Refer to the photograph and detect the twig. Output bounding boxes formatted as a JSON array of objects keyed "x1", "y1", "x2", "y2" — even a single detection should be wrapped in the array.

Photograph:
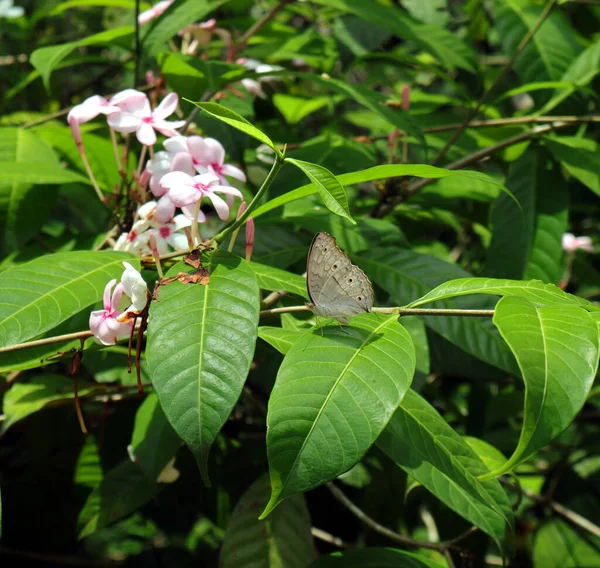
[
  {"x1": 311, "y1": 527, "x2": 351, "y2": 549},
  {"x1": 236, "y1": 0, "x2": 293, "y2": 52},
  {"x1": 375, "y1": 121, "x2": 572, "y2": 217},
  {"x1": 259, "y1": 305, "x2": 495, "y2": 318},
  {"x1": 502, "y1": 479, "x2": 600, "y2": 539},
  {"x1": 261, "y1": 290, "x2": 288, "y2": 309},
  {"x1": 327, "y1": 482, "x2": 475, "y2": 552},
  {"x1": 0, "y1": 330, "x2": 93, "y2": 354},
  {"x1": 430, "y1": 0, "x2": 560, "y2": 166}
]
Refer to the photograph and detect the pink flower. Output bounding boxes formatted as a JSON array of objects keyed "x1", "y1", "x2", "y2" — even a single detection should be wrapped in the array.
[
  {"x1": 246, "y1": 218, "x2": 254, "y2": 262},
  {"x1": 562, "y1": 233, "x2": 594, "y2": 253},
  {"x1": 146, "y1": 139, "x2": 194, "y2": 196},
  {"x1": 241, "y1": 78, "x2": 266, "y2": 99},
  {"x1": 160, "y1": 171, "x2": 243, "y2": 220},
  {"x1": 67, "y1": 95, "x2": 120, "y2": 125},
  {"x1": 186, "y1": 136, "x2": 246, "y2": 185},
  {"x1": 108, "y1": 92, "x2": 185, "y2": 146},
  {"x1": 120, "y1": 262, "x2": 149, "y2": 315},
  {"x1": 138, "y1": 0, "x2": 175, "y2": 25},
  {"x1": 89, "y1": 280, "x2": 134, "y2": 345}
]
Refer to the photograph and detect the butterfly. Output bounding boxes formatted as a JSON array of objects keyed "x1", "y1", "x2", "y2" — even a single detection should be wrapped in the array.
[{"x1": 305, "y1": 232, "x2": 374, "y2": 325}]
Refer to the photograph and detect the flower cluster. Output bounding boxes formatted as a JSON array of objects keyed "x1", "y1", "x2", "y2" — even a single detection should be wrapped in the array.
[
  {"x1": 114, "y1": 135, "x2": 245, "y2": 256},
  {"x1": 89, "y1": 262, "x2": 149, "y2": 345}
]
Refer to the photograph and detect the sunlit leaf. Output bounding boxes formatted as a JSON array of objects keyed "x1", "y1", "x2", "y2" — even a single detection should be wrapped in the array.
[{"x1": 262, "y1": 313, "x2": 415, "y2": 516}]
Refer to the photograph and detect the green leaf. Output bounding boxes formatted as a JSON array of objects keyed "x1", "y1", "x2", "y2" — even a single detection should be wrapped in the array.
[
  {"x1": 159, "y1": 53, "x2": 245, "y2": 97},
  {"x1": 533, "y1": 519, "x2": 600, "y2": 568},
  {"x1": 545, "y1": 136, "x2": 600, "y2": 196},
  {"x1": 30, "y1": 27, "x2": 134, "y2": 89},
  {"x1": 285, "y1": 158, "x2": 354, "y2": 224},
  {"x1": 0, "y1": 128, "x2": 82, "y2": 253},
  {"x1": 311, "y1": 0, "x2": 477, "y2": 73},
  {"x1": 293, "y1": 72, "x2": 426, "y2": 148},
  {"x1": 220, "y1": 475, "x2": 315, "y2": 567},
  {"x1": 186, "y1": 101, "x2": 281, "y2": 155},
  {"x1": 356, "y1": 250, "x2": 519, "y2": 374},
  {"x1": 130, "y1": 393, "x2": 182, "y2": 482},
  {"x1": 485, "y1": 147, "x2": 567, "y2": 283},
  {"x1": 142, "y1": 0, "x2": 229, "y2": 56},
  {"x1": 537, "y1": 40, "x2": 600, "y2": 114},
  {"x1": 310, "y1": 548, "x2": 446, "y2": 567},
  {"x1": 146, "y1": 251, "x2": 260, "y2": 485},
  {"x1": 407, "y1": 277, "x2": 598, "y2": 311},
  {"x1": 464, "y1": 437, "x2": 508, "y2": 473},
  {"x1": 497, "y1": 1, "x2": 580, "y2": 85},
  {"x1": 1, "y1": 374, "x2": 94, "y2": 431},
  {"x1": 0, "y1": 251, "x2": 136, "y2": 347},
  {"x1": 43, "y1": 0, "x2": 137, "y2": 17},
  {"x1": 78, "y1": 460, "x2": 158, "y2": 539},
  {"x1": 377, "y1": 389, "x2": 514, "y2": 554},
  {"x1": 258, "y1": 327, "x2": 304, "y2": 355},
  {"x1": 250, "y1": 262, "x2": 308, "y2": 299},
  {"x1": 261, "y1": 313, "x2": 415, "y2": 517},
  {"x1": 273, "y1": 93, "x2": 340, "y2": 124},
  {"x1": 480, "y1": 296, "x2": 599, "y2": 478},
  {"x1": 254, "y1": 164, "x2": 509, "y2": 219}
]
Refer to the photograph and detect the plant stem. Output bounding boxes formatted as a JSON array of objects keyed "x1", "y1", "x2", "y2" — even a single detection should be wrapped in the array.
[
  {"x1": 430, "y1": 0, "x2": 560, "y2": 166},
  {"x1": 235, "y1": 0, "x2": 293, "y2": 53},
  {"x1": 327, "y1": 482, "x2": 474, "y2": 552},
  {"x1": 213, "y1": 154, "x2": 285, "y2": 244},
  {"x1": 133, "y1": 0, "x2": 141, "y2": 88},
  {"x1": 259, "y1": 306, "x2": 495, "y2": 318}
]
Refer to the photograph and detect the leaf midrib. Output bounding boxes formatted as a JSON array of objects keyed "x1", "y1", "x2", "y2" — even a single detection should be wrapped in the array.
[{"x1": 282, "y1": 315, "x2": 397, "y2": 489}]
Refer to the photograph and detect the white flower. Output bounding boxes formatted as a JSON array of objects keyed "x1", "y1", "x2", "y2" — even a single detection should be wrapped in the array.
[
  {"x1": 562, "y1": 233, "x2": 594, "y2": 254},
  {"x1": 0, "y1": 0, "x2": 24, "y2": 18},
  {"x1": 120, "y1": 262, "x2": 149, "y2": 314}
]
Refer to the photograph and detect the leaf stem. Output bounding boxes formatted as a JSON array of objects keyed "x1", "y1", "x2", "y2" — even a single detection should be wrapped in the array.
[
  {"x1": 133, "y1": 0, "x2": 141, "y2": 88},
  {"x1": 213, "y1": 153, "x2": 285, "y2": 244}
]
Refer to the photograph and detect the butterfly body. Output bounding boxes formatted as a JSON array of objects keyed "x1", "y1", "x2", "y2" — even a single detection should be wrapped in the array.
[{"x1": 305, "y1": 232, "x2": 374, "y2": 324}]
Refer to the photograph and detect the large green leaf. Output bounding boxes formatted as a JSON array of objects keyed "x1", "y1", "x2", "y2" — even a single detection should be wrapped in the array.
[
  {"x1": 130, "y1": 393, "x2": 181, "y2": 482},
  {"x1": 146, "y1": 251, "x2": 259, "y2": 484},
  {"x1": 377, "y1": 389, "x2": 514, "y2": 554},
  {"x1": 186, "y1": 101, "x2": 281, "y2": 154},
  {"x1": 285, "y1": 158, "x2": 354, "y2": 224},
  {"x1": 0, "y1": 128, "x2": 79, "y2": 253},
  {"x1": 485, "y1": 147, "x2": 567, "y2": 283},
  {"x1": 496, "y1": 0, "x2": 580, "y2": 87},
  {"x1": 0, "y1": 251, "x2": 135, "y2": 348},
  {"x1": 250, "y1": 262, "x2": 308, "y2": 299},
  {"x1": 142, "y1": 0, "x2": 229, "y2": 56},
  {"x1": 262, "y1": 313, "x2": 415, "y2": 516},
  {"x1": 220, "y1": 475, "x2": 315, "y2": 567},
  {"x1": 533, "y1": 519, "x2": 600, "y2": 568},
  {"x1": 311, "y1": 0, "x2": 477, "y2": 72},
  {"x1": 30, "y1": 27, "x2": 134, "y2": 89},
  {"x1": 481, "y1": 296, "x2": 599, "y2": 478},
  {"x1": 407, "y1": 277, "x2": 598, "y2": 311},
  {"x1": 0, "y1": 374, "x2": 94, "y2": 432},
  {"x1": 311, "y1": 548, "x2": 446, "y2": 567},
  {"x1": 258, "y1": 327, "x2": 304, "y2": 355},
  {"x1": 254, "y1": 164, "x2": 509, "y2": 219},
  {"x1": 356, "y1": 250, "x2": 519, "y2": 374},
  {"x1": 538, "y1": 40, "x2": 600, "y2": 114},
  {"x1": 78, "y1": 459, "x2": 158, "y2": 539},
  {"x1": 544, "y1": 136, "x2": 600, "y2": 196}
]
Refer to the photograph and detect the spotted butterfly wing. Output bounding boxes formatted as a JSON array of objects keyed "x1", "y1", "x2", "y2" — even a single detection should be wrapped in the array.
[{"x1": 306, "y1": 232, "x2": 374, "y2": 324}]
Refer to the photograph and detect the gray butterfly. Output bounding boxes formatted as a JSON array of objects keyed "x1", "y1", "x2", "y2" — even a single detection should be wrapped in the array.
[{"x1": 305, "y1": 232, "x2": 374, "y2": 325}]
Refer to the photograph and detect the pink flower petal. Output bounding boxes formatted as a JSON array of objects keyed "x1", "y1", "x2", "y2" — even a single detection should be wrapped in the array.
[
  {"x1": 203, "y1": 138, "x2": 225, "y2": 166},
  {"x1": 107, "y1": 111, "x2": 141, "y2": 132},
  {"x1": 210, "y1": 184, "x2": 243, "y2": 199},
  {"x1": 187, "y1": 136, "x2": 209, "y2": 164},
  {"x1": 221, "y1": 163, "x2": 247, "y2": 182},
  {"x1": 153, "y1": 120, "x2": 186, "y2": 138},
  {"x1": 181, "y1": 204, "x2": 207, "y2": 221},
  {"x1": 171, "y1": 151, "x2": 194, "y2": 175},
  {"x1": 155, "y1": 194, "x2": 176, "y2": 223},
  {"x1": 103, "y1": 279, "x2": 117, "y2": 310},
  {"x1": 137, "y1": 122, "x2": 157, "y2": 146},
  {"x1": 204, "y1": 191, "x2": 230, "y2": 220},
  {"x1": 153, "y1": 92, "x2": 179, "y2": 120},
  {"x1": 110, "y1": 282, "x2": 125, "y2": 312},
  {"x1": 163, "y1": 135, "x2": 189, "y2": 153}
]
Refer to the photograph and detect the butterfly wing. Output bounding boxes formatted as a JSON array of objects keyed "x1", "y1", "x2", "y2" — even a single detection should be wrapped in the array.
[{"x1": 306, "y1": 232, "x2": 373, "y2": 323}]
